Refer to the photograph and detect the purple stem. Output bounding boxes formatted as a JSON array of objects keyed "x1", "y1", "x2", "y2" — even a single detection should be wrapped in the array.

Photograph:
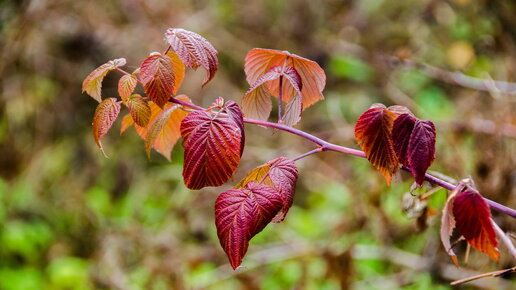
[
  {"x1": 278, "y1": 76, "x2": 283, "y2": 123},
  {"x1": 168, "y1": 97, "x2": 516, "y2": 218},
  {"x1": 292, "y1": 148, "x2": 322, "y2": 162}
]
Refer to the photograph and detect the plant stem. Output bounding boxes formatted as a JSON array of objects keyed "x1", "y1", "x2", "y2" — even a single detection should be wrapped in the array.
[
  {"x1": 278, "y1": 76, "x2": 283, "y2": 123},
  {"x1": 292, "y1": 148, "x2": 322, "y2": 162},
  {"x1": 168, "y1": 97, "x2": 516, "y2": 218}
]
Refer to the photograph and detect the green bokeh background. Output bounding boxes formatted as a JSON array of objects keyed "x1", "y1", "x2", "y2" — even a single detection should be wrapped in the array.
[{"x1": 0, "y1": 0, "x2": 514, "y2": 289}]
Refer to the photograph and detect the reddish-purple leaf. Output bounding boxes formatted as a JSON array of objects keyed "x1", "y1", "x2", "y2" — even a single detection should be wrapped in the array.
[
  {"x1": 125, "y1": 94, "x2": 151, "y2": 127},
  {"x1": 453, "y1": 190, "x2": 499, "y2": 261},
  {"x1": 140, "y1": 53, "x2": 176, "y2": 108},
  {"x1": 234, "y1": 157, "x2": 299, "y2": 223},
  {"x1": 164, "y1": 28, "x2": 218, "y2": 86},
  {"x1": 354, "y1": 104, "x2": 399, "y2": 185},
  {"x1": 207, "y1": 97, "x2": 225, "y2": 111},
  {"x1": 392, "y1": 113, "x2": 417, "y2": 166},
  {"x1": 118, "y1": 74, "x2": 137, "y2": 102},
  {"x1": 92, "y1": 98, "x2": 121, "y2": 156},
  {"x1": 215, "y1": 182, "x2": 283, "y2": 269},
  {"x1": 224, "y1": 101, "x2": 245, "y2": 156},
  {"x1": 268, "y1": 158, "x2": 298, "y2": 222},
  {"x1": 282, "y1": 93, "x2": 302, "y2": 127},
  {"x1": 181, "y1": 110, "x2": 243, "y2": 189},
  {"x1": 407, "y1": 120, "x2": 436, "y2": 185},
  {"x1": 82, "y1": 58, "x2": 126, "y2": 102}
]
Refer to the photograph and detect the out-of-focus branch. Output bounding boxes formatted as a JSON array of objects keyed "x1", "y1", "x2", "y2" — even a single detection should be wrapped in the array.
[{"x1": 380, "y1": 55, "x2": 516, "y2": 95}]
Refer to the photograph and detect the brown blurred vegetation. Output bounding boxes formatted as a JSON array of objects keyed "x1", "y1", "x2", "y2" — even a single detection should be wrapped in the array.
[{"x1": 0, "y1": 0, "x2": 515, "y2": 289}]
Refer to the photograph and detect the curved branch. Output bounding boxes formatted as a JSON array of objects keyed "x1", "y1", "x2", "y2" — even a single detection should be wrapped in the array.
[{"x1": 168, "y1": 97, "x2": 516, "y2": 218}]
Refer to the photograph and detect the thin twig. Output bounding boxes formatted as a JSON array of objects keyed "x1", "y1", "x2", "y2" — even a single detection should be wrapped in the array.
[
  {"x1": 382, "y1": 55, "x2": 516, "y2": 95},
  {"x1": 292, "y1": 148, "x2": 322, "y2": 162},
  {"x1": 492, "y1": 220, "x2": 516, "y2": 260},
  {"x1": 278, "y1": 75, "x2": 284, "y2": 123},
  {"x1": 450, "y1": 266, "x2": 516, "y2": 286}
]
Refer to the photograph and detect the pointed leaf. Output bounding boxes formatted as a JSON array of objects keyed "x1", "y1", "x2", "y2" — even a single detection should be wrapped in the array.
[
  {"x1": 440, "y1": 183, "x2": 465, "y2": 266},
  {"x1": 164, "y1": 28, "x2": 218, "y2": 86},
  {"x1": 125, "y1": 94, "x2": 151, "y2": 127},
  {"x1": 354, "y1": 104, "x2": 399, "y2": 184},
  {"x1": 408, "y1": 120, "x2": 436, "y2": 185},
  {"x1": 181, "y1": 110, "x2": 243, "y2": 189},
  {"x1": 244, "y1": 48, "x2": 325, "y2": 110},
  {"x1": 453, "y1": 190, "x2": 499, "y2": 261},
  {"x1": 224, "y1": 101, "x2": 245, "y2": 156},
  {"x1": 120, "y1": 114, "x2": 134, "y2": 135},
  {"x1": 215, "y1": 182, "x2": 283, "y2": 269},
  {"x1": 92, "y1": 98, "x2": 121, "y2": 156},
  {"x1": 392, "y1": 113, "x2": 417, "y2": 166},
  {"x1": 82, "y1": 58, "x2": 126, "y2": 102},
  {"x1": 235, "y1": 157, "x2": 298, "y2": 222},
  {"x1": 140, "y1": 53, "x2": 176, "y2": 108},
  {"x1": 135, "y1": 95, "x2": 191, "y2": 160},
  {"x1": 207, "y1": 97, "x2": 225, "y2": 111},
  {"x1": 118, "y1": 74, "x2": 137, "y2": 101}
]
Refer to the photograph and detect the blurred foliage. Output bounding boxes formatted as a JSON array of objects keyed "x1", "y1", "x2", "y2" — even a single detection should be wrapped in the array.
[{"x1": 0, "y1": 0, "x2": 515, "y2": 289}]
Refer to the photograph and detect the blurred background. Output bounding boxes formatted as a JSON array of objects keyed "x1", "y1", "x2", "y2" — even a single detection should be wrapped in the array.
[{"x1": 0, "y1": 0, "x2": 515, "y2": 289}]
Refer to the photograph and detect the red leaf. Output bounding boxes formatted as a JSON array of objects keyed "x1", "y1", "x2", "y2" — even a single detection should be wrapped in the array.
[
  {"x1": 82, "y1": 58, "x2": 126, "y2": 102},
  {"x1": 92, "y1": 98, "x2": 121, "y2": 156},
  {"x1": 180, "y1": 110, "x2": 243, "y2": 189},
  {"x1": 164, "y1": 28, "x2": 218, "y2": 86},
  {"x1": 117, "y1": 74, "x2": 137, "y2": 101},
  {"x1": 244, "y1": 49, "x2": 325, "y2": 110},
  {"x1": 224, "y1": 101, "x2": 245, "y2": 156},
  {"x1": 140, "y1": 53, "x2": 176, "y2": 108},
  {"x1": 235, "y1": 157, "x2": 299, "y2": 222},
  {"x1": 215, "y1": 182, "x2": 283, "y2": 269},
  {"x1": 392, "y1": 113, "x2": 417, "y2": 167},
  {"x1": 135, "y1": 95, "x2": 191, "y2": 160},
  {"x1": 354, "y1": 104, "x2": 399, "y2": 185},
  {"x1": 408, "y1": 120, "x2": 436, "y2": 185},
  {"x1": 125, "y1": 94, "x2": 151, "y2": 127},
  {"x1": 453, "y1": 190, "x2": 499, "y2": 261}
]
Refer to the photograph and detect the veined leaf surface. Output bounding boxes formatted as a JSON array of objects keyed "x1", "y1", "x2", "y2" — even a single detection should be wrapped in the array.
[
  {"x1": 164, "y1": 28, "x2": 218, "y2": 86},
  {"x1": 215, "y1": 182, "x2": 283, "y2": 269},
  {"x1": 92, "y1": 98, "x2": 121, "y2": 156},
  {"x1": 140, "y1": 53, "x2": 176, "y2": 108},
  {"x1": 83, "y1": 58, "x2": 126, "y2": 102}
]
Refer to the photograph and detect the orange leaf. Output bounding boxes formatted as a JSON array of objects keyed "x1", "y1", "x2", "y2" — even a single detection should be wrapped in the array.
[
  {"x1": 135, "y1": 95, "x2": 191, "y2": 160},
  {"x1": 354, "y1": 104, "x2": 399, "y2": 185},
  {"x1": 118, "y1": 74, "x2": 137, "y2": 101},
  {"x1": 125, "y1": 94, "x2": 151, "y2": 127},
  {"x1": 82, "y1": 58, "x2": 126, "y2": 102},
  {"x1": 164, "y1": 28, "x2": 218, "y2": 86},
  {"x1": 140, "y1": 53, "x2": 176, "y2": 108},
  {"x1": 244, "y1": 48, "x2": 325, "y2": 110},
  {"x1": 92, "y1": 98, "x2": 121, "y2": 156},
  {"x1": 166, "y1": 51, "x2": 186, "y2": 93},
  {"x1": 120, "y1": 114, "x2": 134, "y2": 135}
]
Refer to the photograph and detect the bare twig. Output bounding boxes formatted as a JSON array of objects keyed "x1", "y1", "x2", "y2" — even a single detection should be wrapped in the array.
[
  {"x1": 450, "y1": 266, "x2": 516, "y2": 286},
  {"x1": 381, "y1": 55, "x2": 516, "y2": 95}
]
